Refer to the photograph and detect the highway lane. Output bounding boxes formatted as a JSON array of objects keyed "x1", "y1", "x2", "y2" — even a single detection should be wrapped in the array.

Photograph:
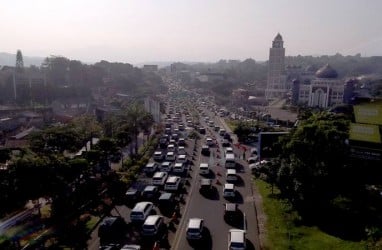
[{"x1": 171, "y1": 109, "x2": 260, "y2": 250}]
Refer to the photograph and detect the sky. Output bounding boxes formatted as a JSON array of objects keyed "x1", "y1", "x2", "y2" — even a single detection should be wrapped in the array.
[{"x1": 1, "y1": 0, "x2": 382, "y2": 64}]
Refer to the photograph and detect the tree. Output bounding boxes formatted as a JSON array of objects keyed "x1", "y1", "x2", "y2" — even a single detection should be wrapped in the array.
[{"x1": 122, "y1": 103, "x2": 154, "y2": 157}]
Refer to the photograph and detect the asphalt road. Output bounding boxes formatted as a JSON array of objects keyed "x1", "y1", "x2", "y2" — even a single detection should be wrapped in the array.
[{"x1": 171, "y1": 108, "x2": 260, "y2": 250}]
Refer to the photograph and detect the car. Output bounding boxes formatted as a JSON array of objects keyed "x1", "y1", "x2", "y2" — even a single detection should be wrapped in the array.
[
  {"x1": 142, "y1": 215, "x2": 164, "y2": 236},
  {"x1": 177, "y1": 154, "x2": 188, "y2": 164},
  {"x1": 214, "y1": 125, "x2": 220, "y2": 131},
  {"x1": 225, "y1": 147, "x2": 234, "y2": 155},
  {"x1": 98, "y1": 216, "x2": 126, "y2": 244},
  {"x1": 199, "y1": 127, "x2": 206, "y2": 134},
  {"x1": 130, "y1": 202, "x2": 154, "y2": 222},
  {"x1": 178, "y1": 145, "x2": 186, "y2": 155},
  {"x1": 167, "y1": 144, "x2": 176, "y2": 152},
  {"x1": 199, "y1": 163, "x2": 209, "y2": 175},
  {"x1": 160, "y1": 161, "x2": 173, "y2": 172},
  {"x1": 152, "y1": 172, "x2": 168, "y2": 186},
  {"x1": 158, "y1": 192, "x2": 176, "y2": 210},
  {"x1": 228, "y1": 229, "x2": 246, "y2": 250},
  {"x1": 164, "y1": 176, "x2": 182, "y2": 191},
  {"x1": 120, "y1": 244, "x2": 141, "y2": 250},
  {"x1": 153, "y1": 151, "x2": 164, "y2": 161},
  {"x1": 144, "y1": 162, "x2": 159, "y2": 174},
  {"x1": 201, "y1": 145, "x2": 210, "y2": 156},
  {"x1": 223, "y1": 183, "x2": 236, "y2": 198},
  {"x1": 226, "y1": 169, "x2": 237, "y2": 182},
  {"x1": 206, "y1": 138, "x2": 214, "y2": 147},
  {"x1": 199, "y1": 178, "x2": 213, "y2": 194},
  {"x1": 165, "y1": 151, "x2": 176, "y2": 161},
  {"x1": 247, "y1": 156, "x2": 259, "y2": 164},
  {"x1": 173, "y1": 162, "x2": 185, "y2": 174},
  {"x1": 224, "y1": 203, "x2": 240, "y2": 223},
  {"x1": 125, "y1": 188, "x2": 141, "y2": 205},
  {"x1": 142, "y1": 185, "x2": 160, "y2": 201},
  {"x1": 178, "y1": 138, "x2": 186, "y2": 146},
  {"x1": 219, "y1": 129, "x2": 226, "y2": 136},
  {"x1": 186, "y1": 218, "x2": 204, "y2": 240},
  {"x1": 222, "y1": 139, "x2": 231, "y2": 147}
]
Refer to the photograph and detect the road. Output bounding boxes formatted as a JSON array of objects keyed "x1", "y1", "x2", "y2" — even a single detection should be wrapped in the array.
[{"x1": 171, "y1": 105, "x2": 260, "y2": 250}]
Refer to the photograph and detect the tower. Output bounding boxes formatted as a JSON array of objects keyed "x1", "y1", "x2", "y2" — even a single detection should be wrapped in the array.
[{"x1": 265, "y1": 33, "x2": 287, "y2": 100}]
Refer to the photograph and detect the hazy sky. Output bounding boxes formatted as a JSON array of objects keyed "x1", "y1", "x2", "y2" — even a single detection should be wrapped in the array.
[{"x1": 1, "y1": 0, "x2": 382, "y2": 64}]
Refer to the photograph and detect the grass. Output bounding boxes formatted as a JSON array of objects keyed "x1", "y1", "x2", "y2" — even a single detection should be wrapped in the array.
[{"x1": 255, "y1": 179, "x2": 369, "y2": 250}]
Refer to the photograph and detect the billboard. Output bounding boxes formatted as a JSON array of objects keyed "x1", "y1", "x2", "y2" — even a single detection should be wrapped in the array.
[
  {"x1": 353, "y1": 104, "x2": 382, "y2": 125},
  {"x1": 349, "y1": 123, "x2": 381, "y2": 143}
]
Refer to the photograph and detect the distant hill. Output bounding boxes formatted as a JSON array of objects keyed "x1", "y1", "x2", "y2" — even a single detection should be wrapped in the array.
[{"x1": 0, "y1": 52, "x2": 45, "y2": 67}]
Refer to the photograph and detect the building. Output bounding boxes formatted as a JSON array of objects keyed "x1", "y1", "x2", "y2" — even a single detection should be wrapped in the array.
[
  {"x1": 143, "y1": 65, "x2": 158, "y2": 72},
  {"x1": 265, "y1": 33, "x2": 287, "y2": 100},
  {"x1": 292, "y1": 64, "x2": 345, "y2": 108}
]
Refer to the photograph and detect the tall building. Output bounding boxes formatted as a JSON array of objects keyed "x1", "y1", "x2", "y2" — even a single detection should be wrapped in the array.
[{"x1": 265, "y1": 33, "x2": 287, "y2": 100}]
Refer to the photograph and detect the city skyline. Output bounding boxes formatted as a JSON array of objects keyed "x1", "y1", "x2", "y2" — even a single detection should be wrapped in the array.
[{"x1": 1, "y1": 0, "x2": 382, "y2": 64}]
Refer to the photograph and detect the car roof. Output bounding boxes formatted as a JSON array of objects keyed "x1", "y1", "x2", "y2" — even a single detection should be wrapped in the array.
[
  {"x1": 159, "y1": 192, "x2": 173, "y2": 200},
  {"x1": 200, "y1": 178, "x2": 212, "y2": 185},
  {"x1": 225, "y1": 203, "x2": 238, "y2": 211},
  {"x1": 188, "y1": 218, "x2": 203, "y2": 228},
  {"x1": 224, "y1": 183, "x2": 234, "y2": 189},
  {"x1": 144, "y1": 185, "x2": 157, "y2": 191},
  {"x1": 144, "y1": 215, "x2": 162, "y2": 225},
  {"x1": 133, "y1": 201, "x2": 153, "y2": 210},
  {"x1": 229, "y1": 229, "x2": 245, "y2": 243},
  {"x1": 227, "y1": 169, "x2": 236, "y2": 174},
  {"x1": 166, "y1": 176, "x2": 180, "y2": 182},
  {"x1": 153, "y1": 172, "x2": 166, "y2": 178},
  {"x1": 200, "y1": 163, "x2": 208, "y2": 167}
]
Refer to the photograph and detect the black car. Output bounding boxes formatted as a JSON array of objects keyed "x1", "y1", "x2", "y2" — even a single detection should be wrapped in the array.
[
  {"x1": 222, "y1": 139, "x2": 230, "y2": 147},
  {"x1": 201, "y1": 145, "x2": 210, "y2": 156},
  {"x1": 224, "y1": 203, "x2": 242, "y2": 225},
  {"x1": 125, "y1": 188, "x2": 141, "y2": 205},
  {"x1": 98, "y1": 217, "x2": 126, "y2": 245},
  {"x1": 199, "y1": 178, "x2": 213, "y2": 194}
]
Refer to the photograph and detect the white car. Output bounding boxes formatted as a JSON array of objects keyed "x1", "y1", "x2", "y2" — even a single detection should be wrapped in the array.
[
  {"x1": 152, "y1": 171, "x2": 168, "y2": 186},
  {"x1": 223, "y1": 183, "x2": 235, "y2": 198},
  {"x1": 228, "y1": 229, "x2": 246, "y2": 250}
]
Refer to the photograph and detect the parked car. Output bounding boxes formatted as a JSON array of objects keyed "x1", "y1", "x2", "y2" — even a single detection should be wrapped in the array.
[
  {"x1": 153, "y1": 151, "x2": 164, "y2": 161},
  {"x1": 144, "y1": 162, "x2": 159, "y2": 174},
  {"x1": 199, "y1": 178, "x2": 213, "y2": 195}
]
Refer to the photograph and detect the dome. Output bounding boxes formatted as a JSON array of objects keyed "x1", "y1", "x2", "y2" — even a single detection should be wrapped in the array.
[{"x1": 315, "y1": 64, "x2": 338, "y2": 78}]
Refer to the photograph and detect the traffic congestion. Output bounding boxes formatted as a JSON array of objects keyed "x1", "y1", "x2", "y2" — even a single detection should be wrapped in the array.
[{"x1": 97, "y1": 81, "x2": 260, "y2": 250}]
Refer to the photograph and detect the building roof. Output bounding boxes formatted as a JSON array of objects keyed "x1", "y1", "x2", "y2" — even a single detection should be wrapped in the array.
[
  {"x1": 274, "y1": 33, "x2": 283, "y2": 41},
  {"x1": 315, "y1": 64, "x2": 338, "y2": 79}
]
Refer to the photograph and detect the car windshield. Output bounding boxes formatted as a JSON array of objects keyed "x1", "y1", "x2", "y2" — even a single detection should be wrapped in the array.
[
  {"x1": 230, "y1": 242, "x2": 244, "y2": 248},
  {"x1": 187, "y1": 228, "x2": 200, "y2": 233}
]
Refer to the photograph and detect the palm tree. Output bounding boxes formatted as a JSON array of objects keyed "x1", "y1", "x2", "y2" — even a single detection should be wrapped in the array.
[{"x1": 123, "y1": 103, "x2": 154, "y2": 157}]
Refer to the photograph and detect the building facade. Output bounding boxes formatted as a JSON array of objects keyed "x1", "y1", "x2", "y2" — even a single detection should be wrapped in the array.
[
  {"x1": 144, "y1": 96, "x2": 161, "y2": 123},
  {"x1": 292, "y1": 64, "x2": 345, "y2": 108},
  {"x1": 265, "y1": 33, "x2": 287, "y2": 100}
]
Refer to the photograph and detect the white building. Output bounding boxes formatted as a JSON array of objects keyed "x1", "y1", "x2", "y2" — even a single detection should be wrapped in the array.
[
  {"x1": 265, "y1": 33, "x2": 287, "y2": 100},
  {"x1": 293, "y1": 64, "x2": 344, "y2": 108}
]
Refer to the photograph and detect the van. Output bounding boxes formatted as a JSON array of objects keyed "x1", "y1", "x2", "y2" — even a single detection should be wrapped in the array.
[
  {"x1": 152, "y1": 172, "x2": 168, "y2": 186},
  {"x1": 130, "y1": 202, "x2": 154, "y2": 222},
  {"x1": 199, "y1": 163, "x2": 209, "y2": 175},
  {"x1": 142, "y1": 215, "x2": 164, "y2": 236},
  {"x1": 186, "y1": 218, "x2": 204, "y2": 240},
  {"x1": 226, "y1": 169, "x2": 237, "y2": 182},
  {"x1": 164, "y1": 176, "x2": 182, "y2": 191}
]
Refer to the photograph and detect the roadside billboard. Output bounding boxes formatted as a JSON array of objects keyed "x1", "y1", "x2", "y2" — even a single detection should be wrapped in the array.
[
  {"x1": 353, "y1": 104, "x2": 382, "y2": 125},
  {"x1": 349, "y1": 123, "x2": 381, "y2": 144}
]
